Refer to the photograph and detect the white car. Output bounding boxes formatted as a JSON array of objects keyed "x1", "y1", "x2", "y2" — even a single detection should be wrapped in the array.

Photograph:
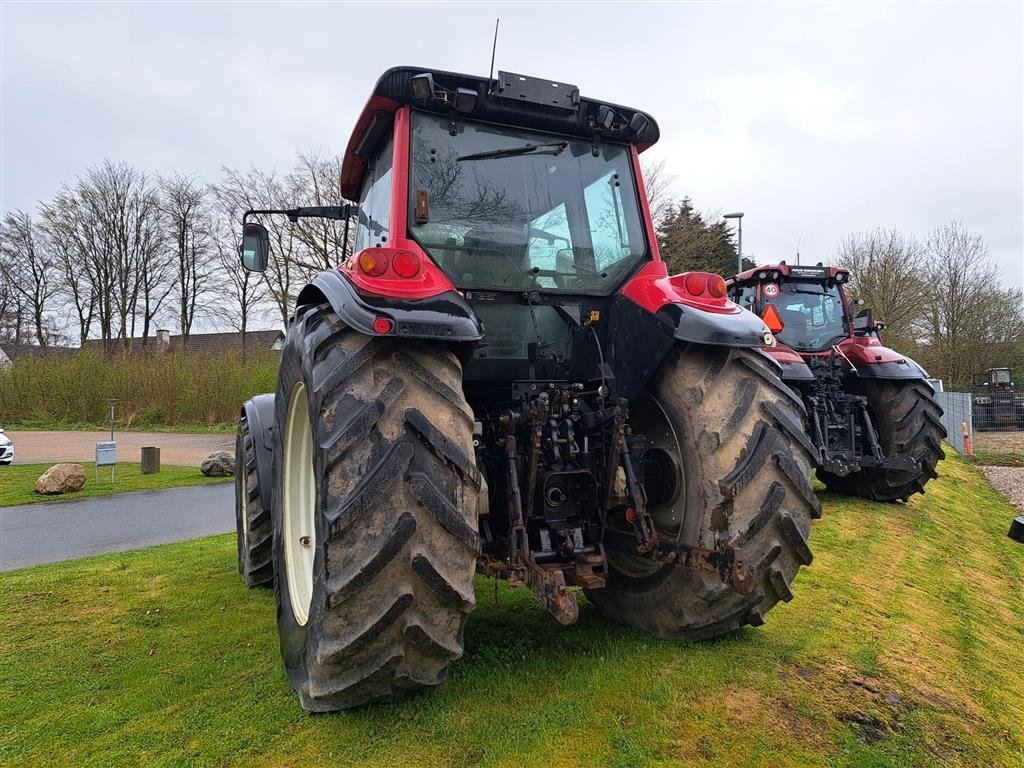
[{"x1": 0, "y1": 428, "x2": 13, "y2": 465}]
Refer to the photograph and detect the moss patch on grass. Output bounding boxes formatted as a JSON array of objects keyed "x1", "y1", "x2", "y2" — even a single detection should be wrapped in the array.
[
  {"x1": 0, "y1": 462, "x2": 231, "y2": 507},
  {"x1": 1, "y1": 452, "x2": 1022, "y2": 767},
  {"x1": 971, "y1": 451, "x2": 1024, "y2": 468}
]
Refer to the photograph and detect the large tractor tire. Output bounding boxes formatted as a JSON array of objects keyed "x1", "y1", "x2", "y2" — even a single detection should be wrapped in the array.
[
  {"x1": 272, "y1": 304, "x2": 480, "y2": 712},
  {"x1": 587, "y1": 345, "x2": 821, "y2": 639},
  {"x1": 236, "y1": 415, "x2": 273, "y2": 588},
  {"x1": 818, "y1": 379, "x2": 945, "y2": 503}
]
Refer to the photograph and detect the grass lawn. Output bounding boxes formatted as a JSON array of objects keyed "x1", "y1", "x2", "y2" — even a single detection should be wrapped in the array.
[
  {"x1": 971, "y1": 451, "x2": 1024, "y2": 468},
  {"x1": 0, "y1": 462, "x2": 231, "y2": 507},
  {"x1": 1, "y1": 451, "x2": 1022, "y2": 767}
]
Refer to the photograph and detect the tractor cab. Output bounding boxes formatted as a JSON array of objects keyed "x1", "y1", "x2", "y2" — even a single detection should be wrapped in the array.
[
  {"x1": 972, "y1": 367, "x2": 1024, "y2": 430},
  {"x1": 976, "y1": 367, "x2": 1014, "y2": 391},
  {"x1": 727, "y1": 263, "x2": 854, "y2": 353}
]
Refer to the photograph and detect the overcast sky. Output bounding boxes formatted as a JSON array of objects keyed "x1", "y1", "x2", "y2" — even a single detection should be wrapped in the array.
[{"x1": 2, "y1": 1, "x2": 1022, "y2": 289}]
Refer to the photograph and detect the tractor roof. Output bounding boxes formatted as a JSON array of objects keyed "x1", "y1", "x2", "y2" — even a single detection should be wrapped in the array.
[
  {"x1": 729, "y1": 262, "x2": 851, "y2": 285},
  {"x1": 340, "y1": 66, "x2": 661, "y2": 199}
]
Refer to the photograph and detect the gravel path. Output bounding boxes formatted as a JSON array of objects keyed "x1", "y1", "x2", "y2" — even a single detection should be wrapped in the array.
[
  {"x1": 7, "y1": 430, "x2": 233, "y2": 466},
  {"x1": 980, "y1": 466, "x2": 1024, "y2": 514}
]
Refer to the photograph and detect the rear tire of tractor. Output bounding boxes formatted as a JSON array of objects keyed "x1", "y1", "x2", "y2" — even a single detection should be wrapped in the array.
[
  {"x1": 272, "y1": 304, "x2": 480, "y2": 712},
  {"x1": 586, "y1": 345, "x2": 821, "y2": 640},
  {"x1": 818, "y1": 379, "x2": 945, "y2": 503},
  {"x1": 236, "y1": 415, "x2": 273, "y2": 588}
]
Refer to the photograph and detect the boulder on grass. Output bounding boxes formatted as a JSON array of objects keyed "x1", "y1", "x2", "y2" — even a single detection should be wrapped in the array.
[
  {"x1": 34, "y1": 463, "x2": 87, "y2": 495},
  {"x1": 201, "y1": 451, "x2": 235, "y2": 477}
]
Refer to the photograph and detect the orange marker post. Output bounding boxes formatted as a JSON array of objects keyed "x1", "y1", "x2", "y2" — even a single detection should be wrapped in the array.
[{"x1": 962, "y1": 421, "x2": 972, "y2": 457}]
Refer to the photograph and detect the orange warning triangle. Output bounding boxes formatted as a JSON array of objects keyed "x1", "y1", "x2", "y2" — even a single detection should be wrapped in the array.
[{"x1": 761, "y1": 304, "x2": 785, "y2": 333}]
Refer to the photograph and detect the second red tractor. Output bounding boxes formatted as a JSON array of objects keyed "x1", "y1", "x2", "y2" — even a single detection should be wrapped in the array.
[{"x1": 728, "y1": 262, "x2": 946, "y2": 502}]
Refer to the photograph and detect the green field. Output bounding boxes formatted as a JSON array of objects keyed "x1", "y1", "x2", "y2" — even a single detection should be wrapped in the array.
[
  {"x1": 0, "y1": 462, "x2": 231, "y2": 507},
  {"x1": 2, "y1": 452, "x2": 1022, "y2": 767}
]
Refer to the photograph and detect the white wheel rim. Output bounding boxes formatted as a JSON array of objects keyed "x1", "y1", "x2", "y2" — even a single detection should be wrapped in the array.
[{"x1": 282, "y1": 382, "x2": 316, "y2": 626}]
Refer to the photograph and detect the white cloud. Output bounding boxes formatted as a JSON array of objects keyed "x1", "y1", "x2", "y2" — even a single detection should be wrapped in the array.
[{"x1": 1, "y1": 1, "x2": 1020, "y2": 286}]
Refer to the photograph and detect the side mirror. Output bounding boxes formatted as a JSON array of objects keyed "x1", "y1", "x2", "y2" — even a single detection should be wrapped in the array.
[{"x1": 240, "y1": 223, "x2": 270, "y2": 272}]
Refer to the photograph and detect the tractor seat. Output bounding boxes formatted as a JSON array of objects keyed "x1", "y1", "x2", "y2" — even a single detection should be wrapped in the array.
[
  {"x1": 455, "y1": 233, "x2": 528, "y2": 283},
  {"x1": 777, "y1": 307, "x2": 808, "y2": 337}
]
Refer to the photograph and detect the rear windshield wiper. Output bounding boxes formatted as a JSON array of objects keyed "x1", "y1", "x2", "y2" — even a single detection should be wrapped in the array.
[{"x1": 457, "y1": 141, "x2": 568, "y2": 162}]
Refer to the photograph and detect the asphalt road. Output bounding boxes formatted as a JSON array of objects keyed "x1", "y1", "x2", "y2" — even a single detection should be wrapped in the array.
[{"x1": 0, "y1": 484, "x2": 234, "y2": 571}]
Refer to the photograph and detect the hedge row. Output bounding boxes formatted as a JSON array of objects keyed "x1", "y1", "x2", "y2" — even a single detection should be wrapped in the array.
[{"x1": 0, "y1": 352, "x2": 279, "y2": 427}]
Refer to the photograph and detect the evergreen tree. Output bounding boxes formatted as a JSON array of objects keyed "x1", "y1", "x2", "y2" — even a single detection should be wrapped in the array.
[{"x1": 655, "y1": 198, "x2": 753, "y2": 277}]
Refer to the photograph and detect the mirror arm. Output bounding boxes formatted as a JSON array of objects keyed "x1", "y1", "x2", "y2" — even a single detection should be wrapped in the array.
[{"x1": 243, "y1": 205, "x2": 352, "y2": 225}]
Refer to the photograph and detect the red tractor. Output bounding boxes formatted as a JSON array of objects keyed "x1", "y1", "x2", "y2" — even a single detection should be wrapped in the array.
[
  {"x1": 727, "y1": 262, "x2": 945, "y2": 502},
  {"x1": 234, "y1": 67, "x2": 819, "y2": 712}
]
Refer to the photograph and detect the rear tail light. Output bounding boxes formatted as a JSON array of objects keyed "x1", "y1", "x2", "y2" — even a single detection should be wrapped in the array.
[
  {"x1": 355, "y1": 248, "x2": 422, "y2": 279},
  {"x1": 391, "y1": 250, "x2": 420, "y2": 278},
  {"x1": 358, "y1": 249, "x2": 388, "y2": 277},
  {"x1": 707, "y1": 275, "x2": 727, "y2": 298},
  {"x1": 372, "y1": 316, "x2": 394, "y2": 334},
  {"x1": 683, "y1": 273, "x2": 707, "y2": 296}
]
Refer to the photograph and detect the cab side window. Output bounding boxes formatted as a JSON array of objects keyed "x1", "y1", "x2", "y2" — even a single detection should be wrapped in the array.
[
  {"x1": 733, "y1": 283, "x2": 757, "y2": 309},
  {"x1": 353, "y1": 137, "x2": 394, "y2": 253}
]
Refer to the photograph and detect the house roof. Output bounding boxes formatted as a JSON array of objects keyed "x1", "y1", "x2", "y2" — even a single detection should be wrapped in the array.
[
  {"x1": 0, "y1": 343, "x2": 79, "y2": 361},
  {"x1": 79, "y1": 329, "x2": 285, "y2": 356}
]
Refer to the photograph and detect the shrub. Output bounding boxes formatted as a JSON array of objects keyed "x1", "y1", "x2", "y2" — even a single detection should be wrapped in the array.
[{"x1": 0, "y1": 351, "x2": 279, "y2": 427}]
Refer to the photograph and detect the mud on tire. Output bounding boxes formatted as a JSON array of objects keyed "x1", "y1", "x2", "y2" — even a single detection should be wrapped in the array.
[
  {"x1": 236, "y1": 415, "x2": 273, "y2": 588},
  {"x1": 272, "y1": 304, "x2": 480, "y2": 712},
  {"x1": 586, "y1": 345, "x2": 821, "y2": 639},
  {"x1": 818, "y1": 379, "x2": 945, "y2": 503}
]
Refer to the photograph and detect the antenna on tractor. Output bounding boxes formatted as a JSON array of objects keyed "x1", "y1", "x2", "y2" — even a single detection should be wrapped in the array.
[
  {"x1": 488, "y1": 18, "x2": 500, "y2": 95},
  {"x1": 796, "y1": 236, "x2": 801, "y2": 265}
]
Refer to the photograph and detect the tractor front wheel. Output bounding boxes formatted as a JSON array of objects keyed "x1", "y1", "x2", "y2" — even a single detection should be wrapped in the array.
[
  {"x1": 236, "y1": 415, "x2": 273, "y2": 588},
  {"x1": 587, "y1": 345, "x2": 821, "y2": 639},
  {"x1": 818, "y1": 379, "x2": 945, "y2": 502},
  {"x1": 271, "y1": 305, "x2": 480, "y2": 711}
]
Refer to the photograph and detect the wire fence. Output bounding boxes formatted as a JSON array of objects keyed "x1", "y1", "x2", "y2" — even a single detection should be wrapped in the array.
[
  {"x1": 933, "y1": 391, "x2": 1024, "y2": 457},
  {"x1": 933, "y1": 392, "x2": 973, "y2": 455},
  {"x1": 972, "y1": 395, "x2": 1024, "y2": 433}
]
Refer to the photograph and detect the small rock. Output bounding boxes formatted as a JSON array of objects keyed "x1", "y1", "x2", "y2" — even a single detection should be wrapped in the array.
[
  {"x1": 201, "y1": 451, "x2": 235, "y2": 477},
  {"x1": 34, "y1": 463, "x2": 87, "y2": 495}
]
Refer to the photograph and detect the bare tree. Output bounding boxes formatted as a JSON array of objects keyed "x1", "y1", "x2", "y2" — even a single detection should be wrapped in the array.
[
  {"x1": 919, "y1": 220, "x2": 1024, "y2": 389},
  {"x1": 0, "y1": 210, "x2": 58, "y2": 346},
  {"x1": 160, "y1": 173, "x2": 214, "y2": 346},
  {"x1": 44, "y1": 161, "x2": 168, "y2": 350},
  {"x1": 287, "y1": 150, "x2": 354, "y2": 273},
  {"x1": 639, "y1": 157, "x2": 677, "y2": 228},
  {"x1": 208, "y1": 181, "x2": 271, "y2": 357},
  {"x1": 836, "y1": 227, "x2": 928, "y2": 349},
  {"x1": 133, "y1": 181, "x2": 173, "y2": 345},
  {"x1": 39, "y1": 190, "x2": 97, "y2": 345},
  {"x1": 0, "y1": 267, "x2": 28, "y2": 344},
  {"x1": 215, "y1": 165, "x2": 300, "y2": 326}
]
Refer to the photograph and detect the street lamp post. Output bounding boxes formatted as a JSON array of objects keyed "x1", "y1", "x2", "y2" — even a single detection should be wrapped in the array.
[{"x1": 724, "y1": 212, "x2": 744, "y2": 274}]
